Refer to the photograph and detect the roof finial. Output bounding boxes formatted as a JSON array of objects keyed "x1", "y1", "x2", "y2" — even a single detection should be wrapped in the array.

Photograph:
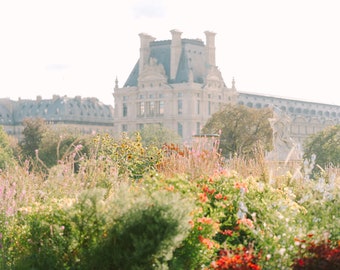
[
  {"x1": 115, "y1": 76, "x2": 119, "y2": 89},
  {"x1": 232, "y1": 77, "x2": 236, "y2": 90}
]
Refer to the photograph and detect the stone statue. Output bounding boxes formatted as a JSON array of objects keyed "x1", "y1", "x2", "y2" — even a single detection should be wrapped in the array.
[{"x1": 267, "y1": 106, "x2": 302, "y2": 162}]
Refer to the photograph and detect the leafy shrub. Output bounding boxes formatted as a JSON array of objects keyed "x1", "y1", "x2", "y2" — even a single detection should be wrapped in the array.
[
  {"x1": 5, "y1": 189, "x2": 108, "y2": 269},
  {"x1": 87, "y1": 189, "x2": 193, "y2": 270},
  {"x1": 0, "y1": 126, "x2": 16, "y2": 170},
  {"x1": 303, "y1": 124, "x2": 340, "y2": 178}
]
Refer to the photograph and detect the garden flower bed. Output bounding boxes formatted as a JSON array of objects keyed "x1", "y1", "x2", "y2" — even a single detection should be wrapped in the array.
[{"x1": 0, "y1": 134, "x2": 339, "y2": 269}]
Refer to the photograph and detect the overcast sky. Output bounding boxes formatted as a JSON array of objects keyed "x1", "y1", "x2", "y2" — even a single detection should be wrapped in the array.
[{"x1": 0, "y1": 0, "x2": 339, "y2": 106}]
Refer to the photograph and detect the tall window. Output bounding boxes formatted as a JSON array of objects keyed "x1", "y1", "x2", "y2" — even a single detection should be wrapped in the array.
[
  {"x1": 123, "y1": 103, "x2": 128, "y2": 117},
  {"x1": 137, "y1": 102, "x2": 145, "y2": 116},
  {"x1": 159, "y1": 101, "x2": 164, "y2": 115},
  {"x1": 196, "y1": 122, "x2": 201, "y2": 135},
  {"x1": 197, "y1": 100, "x2": 200, "y2": 115},
  {"x1": 178, "y1": 100, "x2": 183, "y2": 115},
  {"x1": 122, "y1": 124, "x2": 127, "y2": 132},
  {"x1": 150, "y1": 101, "x2": 155, "y2": 116},
  {"x1": 208, "y1": 101, "x2": 211, "y2": 115},
  {"x1": 177, "y1": 122, "x2": 183, "y2": 137}
]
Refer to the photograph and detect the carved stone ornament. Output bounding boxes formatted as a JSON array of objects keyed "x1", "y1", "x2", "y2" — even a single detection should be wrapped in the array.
[{"x1": 138, "y1": 57, "x2": 167, "y2": 86}]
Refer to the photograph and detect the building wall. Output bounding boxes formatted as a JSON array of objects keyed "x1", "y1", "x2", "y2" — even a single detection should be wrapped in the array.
[
  {"x1": 238, "y1": 92, "x2": 340, "y2": 146},
  {"x1": 0, "y1": 96, "x2": 115, "y2": 140},
  {"x1": 113, "y1": 30, "x2": 238, "y2": 142}
]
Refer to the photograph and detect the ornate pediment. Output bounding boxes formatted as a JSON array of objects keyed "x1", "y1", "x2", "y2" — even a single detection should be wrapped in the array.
[
  {"x1": 138, "y1": 57, "x2": 168, "y2": 86},
  {"x1": 204, "y1": 66, "x2": 225, "y2": 89},
  {"x1": 206, "y1": 66, "x2": 224, "y2": 82}
]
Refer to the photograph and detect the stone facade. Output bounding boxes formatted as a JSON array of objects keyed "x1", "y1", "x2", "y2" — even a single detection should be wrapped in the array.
[
  {"x1": 113, "y1": 30, "x2": 238, "y2": 142},
  {"x1": 238, "y1": 92, "x2": 339, "y2": 145},
  {"x1": 0, "y1": 95, "x2": 114, "y2": 139}
]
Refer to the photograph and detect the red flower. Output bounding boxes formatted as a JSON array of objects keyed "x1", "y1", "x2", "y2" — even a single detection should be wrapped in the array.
[{"x1": 297, "y1": 259, "x2": 305, "y2": 267}]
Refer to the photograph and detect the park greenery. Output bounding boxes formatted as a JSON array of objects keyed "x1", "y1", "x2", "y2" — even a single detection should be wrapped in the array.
[
  {"x1": 0, "y1": 117, "x2": 339, "y2": 269},
  {"x1": 202, "y1": 105, "x2": 273, "y2": 159}
]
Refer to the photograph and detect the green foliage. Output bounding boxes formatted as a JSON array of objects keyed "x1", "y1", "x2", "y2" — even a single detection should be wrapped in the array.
[
  {"x1": 19, "y1": 118, "x2": 47, "y2": 161},
  {"x1": 92, "y1": 132, "x2": 163, "y2": 180},
  {"x1": 12, "y1": 210, "x2": 73, "y2": 270},
  {"x1": 38, "y1": 127, "x2": 91, "y2": 170},
  {"x1": 87, "y1": 188, "x2": 192, "y2": 269},
  {"x1": 135, "y1": 124, "x2": 181, "y2": 148},
  {"x1": 303, "y1": 124, "x2": 340, "y2": 178},
  {"x1": 6, "y1": 189, "x2": 108, "y2": 269},
  {"x1": 202, "y1": 104, "x2": 273, "y2": 158},
  {"x1": 0, "y1": 126, "x2": 16, "y2": 170},
  {"x1": 2, "y1": 187, "x2": 193, "y2": 270}
]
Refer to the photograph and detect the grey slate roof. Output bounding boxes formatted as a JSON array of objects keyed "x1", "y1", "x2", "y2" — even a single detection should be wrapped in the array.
[
  {"x1": 0, "y1": 96, "x2": 114, "y2": 126},
  {"x1": 124, "y1": 38, "x2": 206, "y2": 87},
  {"x1": 0, "y1": 99, "x2": 14, "y2": 125}
]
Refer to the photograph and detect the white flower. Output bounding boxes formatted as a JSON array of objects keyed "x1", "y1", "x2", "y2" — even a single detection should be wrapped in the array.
[{"x1": 278, "y1": 248, "x2": 286, "y2": 255}]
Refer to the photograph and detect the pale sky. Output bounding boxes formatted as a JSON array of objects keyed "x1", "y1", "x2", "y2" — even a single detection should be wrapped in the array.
[{"x1": 0, "y1": 0, "x2": 339, "y2": 106}]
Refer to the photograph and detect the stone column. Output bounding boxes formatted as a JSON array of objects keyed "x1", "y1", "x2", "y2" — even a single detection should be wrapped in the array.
[{"x1": 170, "y1": 29, "x2": 182, "y2": 80}]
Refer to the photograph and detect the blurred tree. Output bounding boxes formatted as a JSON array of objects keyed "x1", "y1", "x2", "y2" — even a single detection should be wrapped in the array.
[
  {"x1": 202, "y1": 105, "x2": 273, "y2": 158},
  {"x1": 19, "y1": 118, "x2": 47, "y2": 161},
  {"x1": 303, "y1": 124, "x2": 340, "y2": 177},
  {"x1": 38, "y1": 127, "x2": 91, "y2": 169},
  {"x1": 0, "y1": 126, "x2": 16, "y2": 170},
  {"x1": 135, "y1": 124, "x2": 181, "y2": 148}
]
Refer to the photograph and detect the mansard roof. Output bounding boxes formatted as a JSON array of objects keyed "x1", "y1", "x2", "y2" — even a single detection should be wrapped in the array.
[
  {"x1": 124, "y1": 38, "x2": 206, "y2": 87},
  {"x1": 0, "y1": 99, "x2": 14, "y2": 125},
  {"x1": 0, "y1": 96, "x2": 114, "y2": 126}
]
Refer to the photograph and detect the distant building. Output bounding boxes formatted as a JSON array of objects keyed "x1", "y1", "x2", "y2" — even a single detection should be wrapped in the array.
[
  {"x1": 0, "y1": 95, "x2": 114, "y2": 139},
  {"x1": 113, "y1": 30, "x2": 340, "y2": 147},
  {"x1": 2, "y1": 30, "x2": 339, "y2": 156},
  {"x1": 238, "y1": 92, "x2": 339, "y2": 145}
]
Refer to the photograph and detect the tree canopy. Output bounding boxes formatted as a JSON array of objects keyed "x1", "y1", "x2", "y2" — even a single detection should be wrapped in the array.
[
  {"x1": 19, "y1": 118, "x2": 47, "y2": 161},
  {"x1": 202, "y1": 105, "x2": 273, "y2": 158},
  {"x1": 134, "y1": 124, "x2": 181, "y2": 148},
  {"x1": 0, "y1": 126, "x2": 16, "y2": 170},
  {"x1": 303, "y1": 124, "x2": 340, "y2": 177}
]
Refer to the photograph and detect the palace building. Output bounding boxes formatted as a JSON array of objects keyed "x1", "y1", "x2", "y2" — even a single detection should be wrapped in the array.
[
  {"x1": 1, "y1": 30, "x2": 339, "y2": 154},
  {"x1": 113, "y1": 30, "x2": 238, "y2": 142}
]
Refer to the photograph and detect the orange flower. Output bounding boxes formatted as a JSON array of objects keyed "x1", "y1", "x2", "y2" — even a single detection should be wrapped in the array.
[
  {"x1": 221, "y1": 229, "x2": 233, "y2": 236},
  {"x1": 197, "y1": 217, "x2": 213, "y2": 224},
  {"x1": 198, "y1": 235, "x2": 215, "y2": 249},
  {"x1": 165, "y1": 185, "x2": 174, "y2": 191},
  {"x1": 198, "y1": 192, "x2": 208, "y2": 203},
  {"x1": 188, "y1": 220, "x2": 194, "y2": 228},
  {"x1": 237, "y1": 218, "x2": 254, "y2": 229},
  {"x1": 215, "y1": 193, "x2": 223, "y2": 200},
  {"x1": 234, "y1": 182, "x2": 248, "y2": 193}
]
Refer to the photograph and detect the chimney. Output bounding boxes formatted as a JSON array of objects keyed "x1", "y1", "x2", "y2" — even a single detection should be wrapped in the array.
[
  {"x1": 139, "y1": 33, "x2": 155, "y2": 75},
  {"x1": 170, "y1": 29, "x2": 182, "y2": 80},
  {"x1": 204, "y1": 31, "x2": 216, "y2": 67}
]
